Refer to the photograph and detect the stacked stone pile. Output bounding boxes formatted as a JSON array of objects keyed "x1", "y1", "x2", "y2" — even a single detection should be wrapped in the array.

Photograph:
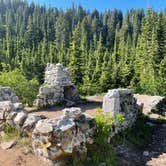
[
  {"x1": 32, "y1": 107, "x2": 94, "y2": 165},
  {"x1": 0, "y1": 104, "x2": 94, "y2": 165},
  {"x1": 102, "y1": 89, "x2": 143, "y2": 139},
  {"x1": 0, "y1": 87, "x2": 42, "y2": 132},
  {"x1": 34, "y1": 63, "x2": 79, "y2": 108}
]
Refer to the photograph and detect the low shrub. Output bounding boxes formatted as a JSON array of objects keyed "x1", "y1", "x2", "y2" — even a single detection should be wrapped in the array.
[{"x1": 0, "y1": 69, "x2": 39, "y2": 106}]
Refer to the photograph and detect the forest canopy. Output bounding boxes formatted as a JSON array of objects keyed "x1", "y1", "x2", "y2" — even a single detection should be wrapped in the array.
[{"x1": 0, "y1": 0, "x2": 165, "y2": 100}]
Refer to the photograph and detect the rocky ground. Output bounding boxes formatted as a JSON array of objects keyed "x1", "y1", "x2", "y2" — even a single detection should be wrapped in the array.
[
  {"x1": 116, "y1": 94, "x2": 166, "y2": 166},
  {"x1": 115, "y1": 121, "x2": 166, "y2": 166},
  {"x1": 0, "y1": 94, "x2": 165, "y2": 166}
]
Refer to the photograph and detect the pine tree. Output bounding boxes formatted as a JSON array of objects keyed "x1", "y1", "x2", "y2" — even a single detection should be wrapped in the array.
[{"x1": 68, "y1": 23, "x2": 83, "y2": 85}]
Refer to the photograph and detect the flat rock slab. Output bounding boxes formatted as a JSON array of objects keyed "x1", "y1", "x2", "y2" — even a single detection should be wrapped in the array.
[{"x1": 0, "y1": 140, "x2": 17, "y2": 150}]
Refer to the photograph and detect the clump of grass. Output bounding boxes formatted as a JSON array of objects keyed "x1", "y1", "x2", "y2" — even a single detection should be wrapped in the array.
[
  {"x1": 2, "y1": 124, "x2": 21, "y2": 142},
  {"x1": 87, "y1": 108, "x2": 124, "y2": 165},
  {"x1": 0, "y1": 124, "x2": 31, "y2": 149}
]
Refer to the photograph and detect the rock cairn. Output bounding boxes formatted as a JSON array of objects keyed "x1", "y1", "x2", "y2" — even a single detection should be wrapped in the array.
[
  {"x1": 34, "y1": 63, "x2": 79, "y2": 108},
  {"x1": 32, "y1": 108, "x2": 94, "y2": 165},
  {"x1": 102, "y1": 89, "x2": 143, "y2": 139}
]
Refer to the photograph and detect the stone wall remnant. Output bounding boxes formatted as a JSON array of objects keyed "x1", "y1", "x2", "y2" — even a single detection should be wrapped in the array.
[
  {"x1": 102, "y1": 89, "x2": 142, "y2": 138},
  {"x1": 32, "y1": 108, "x2": 94, "y2": 165},
  {"x1": 34, "y1": 63, "x2": 79, "y2": 108},
  {"x1": 0, "y1": 87, "x2": 143, "y2": 165}
]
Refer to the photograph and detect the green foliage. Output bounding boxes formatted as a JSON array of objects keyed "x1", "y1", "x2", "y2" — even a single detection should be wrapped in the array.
[
  {"x1": 86, "y1": 108, "x2": 125, "y2": 165},
  {"x1": 0, "y1": 1, "x2": 165, "y2": 97},
  {"x1": 94, "y1": 108, "x2": 125, "y2": 145},
  {"x1": 68, "y1": 108, "x2": 124, "y2": 165},
  {"x1": 2, "y1": 124, "x2": 21, "y2": 141},
  {"x1": 0, "y1": 69, "x2": 39, "y2": 106}
]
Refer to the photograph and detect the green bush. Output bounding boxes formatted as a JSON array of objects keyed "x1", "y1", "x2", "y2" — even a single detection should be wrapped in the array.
[
  {"x1": 0, "y1": 69, "x2": 39, "y2": 106},
  {"x1": 87, "y1": 108, "x2": 125, "y2": 166}
]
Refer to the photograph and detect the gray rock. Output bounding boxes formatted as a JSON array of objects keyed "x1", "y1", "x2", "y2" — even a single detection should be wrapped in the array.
[
  {"x1": 102, "y1": 89, "x2": 133, "y2": 116},
  {"x1": 0, "y1": 87, "x2": 19, "y2": 103},
  {"x1": 23, "y1": 114, "x2": 41, "y2": 131},
  {"x1": 13, "y1": 103, "x2": 23, "y2": 110},
  {"x1": 102, "y1": 89, "x2": 140, "y2": 140},
  {"x1": 14, "y1": 111, "x2": 27, "y2": 126},
  {"x1": 63, "y1": 107, "x2": 82, "y2": 119},
  {"x1": 0, "y1": 101, "x2": 14, "y2": 112}
]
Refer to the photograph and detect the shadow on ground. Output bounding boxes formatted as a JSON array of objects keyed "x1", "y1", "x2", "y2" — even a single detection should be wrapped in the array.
[{"x1": 117, "y1": 116, "x2": 166, "y2": 166}]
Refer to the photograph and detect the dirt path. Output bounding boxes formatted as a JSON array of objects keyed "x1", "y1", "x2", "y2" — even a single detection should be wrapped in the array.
[
  {"x1": 28, "y1": 96, "x2": 103, "y2": 118},
  {"x1": 0, "y1": 147, "x2": 47, "y2": 166}
]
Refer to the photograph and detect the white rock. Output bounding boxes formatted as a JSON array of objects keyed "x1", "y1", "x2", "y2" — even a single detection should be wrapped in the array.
[
  {"x1": 0, "y1": 87, "x2": 19, "y2": 103},
  {"x1": 63, "y1": 107, "x2": 82, "y2": 119},
  {"x1": 13, "y1": 103, "x2": 23, "y2": 110},
  {"x1": 0, "y1": 101, "x2": 14, "y2": 112}
]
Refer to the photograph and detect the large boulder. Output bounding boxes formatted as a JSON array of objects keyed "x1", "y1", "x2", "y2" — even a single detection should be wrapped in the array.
[{"x1": 134, "y1": 94, "x2": 166, "y2": 114}]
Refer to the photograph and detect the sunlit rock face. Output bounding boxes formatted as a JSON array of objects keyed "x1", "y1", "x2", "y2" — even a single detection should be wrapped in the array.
[{"x1": 34, "y1": 63, "x2": 79, "y2": 108}]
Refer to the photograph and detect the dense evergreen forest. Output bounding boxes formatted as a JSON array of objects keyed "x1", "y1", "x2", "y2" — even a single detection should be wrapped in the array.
[{"x1": 0, "y1": 0, "x2": 165, "y2": 104}]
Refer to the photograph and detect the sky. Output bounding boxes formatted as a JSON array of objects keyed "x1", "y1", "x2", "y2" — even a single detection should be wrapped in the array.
[{"x1": 29, "y1": 0, "x2": 166, "y2": 13}]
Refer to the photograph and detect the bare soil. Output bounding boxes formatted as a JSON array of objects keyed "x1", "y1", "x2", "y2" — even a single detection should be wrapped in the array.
[{"x1": 0, "y1": 147, "x2": 47, "y2": 166}]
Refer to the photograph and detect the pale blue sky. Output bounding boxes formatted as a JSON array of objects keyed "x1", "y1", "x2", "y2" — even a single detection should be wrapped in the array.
[{"x1": 28, "y1": 0, "x2": 166, "y2": 13}]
